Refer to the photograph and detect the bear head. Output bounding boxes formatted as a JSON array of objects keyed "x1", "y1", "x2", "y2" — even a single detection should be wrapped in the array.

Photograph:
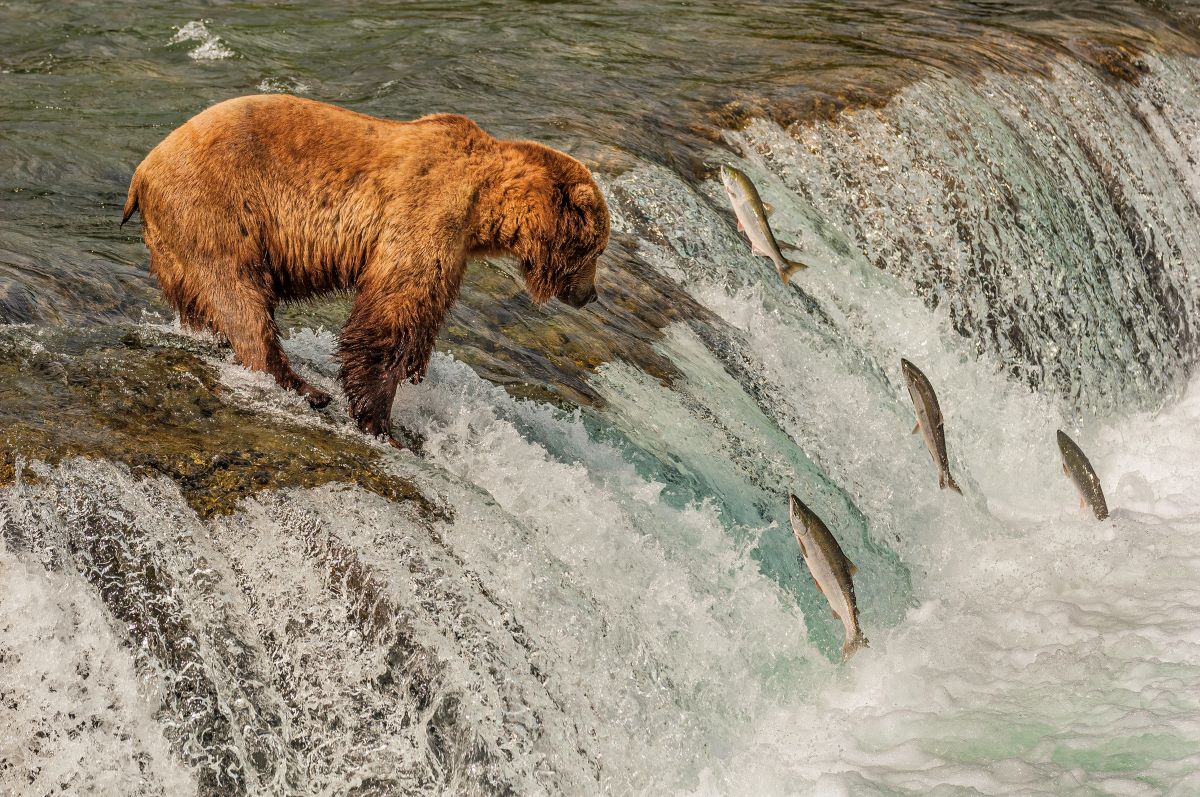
[{"x1": 507, "y1": 143, "x2": 610, "y2": 309}]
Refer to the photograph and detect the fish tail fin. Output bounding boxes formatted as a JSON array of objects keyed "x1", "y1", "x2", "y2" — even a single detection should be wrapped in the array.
[
  {"x1": 842, "y1": 631, "x2": 869, "y2": 660},
  {"x1": 941, "y1": 471, "x2": 963, "y2": 495},
  {"x1": 121, "y1": 172, "x2": 140, "y2": 227},
  {"x1": 778, "y1": 258, "x2": 809, "y2": 284}
]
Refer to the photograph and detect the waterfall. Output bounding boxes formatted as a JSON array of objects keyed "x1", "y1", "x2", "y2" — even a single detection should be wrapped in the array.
[{"x1": 7, "y1": 43, "x2": 1200, "y2": 796}]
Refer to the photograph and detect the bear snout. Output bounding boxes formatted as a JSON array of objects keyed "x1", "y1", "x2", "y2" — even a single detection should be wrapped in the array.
[{"x1": 563, "y1": 282, "x2": 598, "y2": 308}]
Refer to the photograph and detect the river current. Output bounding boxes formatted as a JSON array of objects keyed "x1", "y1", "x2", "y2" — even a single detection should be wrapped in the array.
[{"x1": 4, "y1": 2, "x2": 1200, "y2": 794}]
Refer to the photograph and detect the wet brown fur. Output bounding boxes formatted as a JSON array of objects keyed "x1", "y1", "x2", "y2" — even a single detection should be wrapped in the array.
[{"x1": 123, "y1": 94, "x2": 608, "y2": 442}]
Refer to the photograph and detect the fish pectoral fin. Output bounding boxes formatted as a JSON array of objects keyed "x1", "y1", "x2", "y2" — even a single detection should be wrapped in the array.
[
  {"x1": 831, "y1": 608, "x2": 840, "y2": 620},
  {"x1": 737, "y1": 220, "x2": 745, "y2": 232},
  {"x1": 1080, "y1": 495, "x2": 1087, "y2": 511},
  {"x1": 912, "y1": 422, "x2": 921, "y2": 435}
]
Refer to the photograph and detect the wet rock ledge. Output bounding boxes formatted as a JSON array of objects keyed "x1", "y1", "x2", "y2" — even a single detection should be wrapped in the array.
[{"x1": 0, "y1": 325, "x2": 441, "y2": 520}]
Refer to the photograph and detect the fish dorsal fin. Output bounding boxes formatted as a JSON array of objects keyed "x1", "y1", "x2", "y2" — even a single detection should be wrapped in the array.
[
  {"x1": 762, "y1": 201, "x2": 774, "y2": 216},
  {"x1": 848, "y1": 560, "x2": 858, "y2": 576},
  {"x1": 912, "y1": 422, "x2": 921, "y2": 435}
]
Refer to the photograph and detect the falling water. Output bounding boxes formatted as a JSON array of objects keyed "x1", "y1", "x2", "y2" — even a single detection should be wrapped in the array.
[{"x1": 6, "y1": 2, "x2": 1200, "y2": 794}]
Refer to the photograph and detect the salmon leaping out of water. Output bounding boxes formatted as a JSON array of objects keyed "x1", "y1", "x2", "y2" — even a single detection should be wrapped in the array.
[
  {"x1": 788, "y1": 493, "x2": 868, "y2": 660},
  {"x1": 1056, "y1": 430, "x2": 1109, "y2": 520},
  {"x1": 901, "y1": 358, "x2": 962, "y2": 494},
  {"x1": 719, "y1": 165, "x2": 810, "y2": 284}
]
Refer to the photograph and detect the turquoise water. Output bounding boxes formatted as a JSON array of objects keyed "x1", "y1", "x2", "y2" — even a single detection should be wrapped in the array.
[{"x1": 5, "y1": 2, "x2": 1200, "y2": 794}]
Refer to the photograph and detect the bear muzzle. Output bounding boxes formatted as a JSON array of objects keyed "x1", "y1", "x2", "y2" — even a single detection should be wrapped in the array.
[{"x1": 562, "y1": 282, "x2": 598, "y2": 309}]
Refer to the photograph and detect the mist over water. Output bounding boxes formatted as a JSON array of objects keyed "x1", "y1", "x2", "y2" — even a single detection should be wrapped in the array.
[{"x1": 6, "y1": 2, "x2": 1200, "y2": 794}]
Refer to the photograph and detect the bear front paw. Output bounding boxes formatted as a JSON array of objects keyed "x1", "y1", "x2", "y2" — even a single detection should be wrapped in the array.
[{"x1": 301, "y1": 385, "x2": 332, "y2": 409}]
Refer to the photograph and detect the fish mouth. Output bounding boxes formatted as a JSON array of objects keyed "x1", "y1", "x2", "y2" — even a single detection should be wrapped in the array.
[
  {"x1": 788, "y1": 493, "x2": 803, "y2": 517},
  {"x1": 1055, "y1": 429, "x2": 1074, "y2": 457}
]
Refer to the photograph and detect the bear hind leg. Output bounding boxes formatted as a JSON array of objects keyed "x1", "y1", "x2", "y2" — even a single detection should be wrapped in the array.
[
  {"x1": 206, "y1": 281, "x2": 332, "y2": 410},
  {"x1": 147, "y1": 248, "x2": 230, "y2": 347}
]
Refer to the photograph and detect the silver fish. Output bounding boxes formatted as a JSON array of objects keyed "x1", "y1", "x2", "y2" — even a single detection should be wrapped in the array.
[
  {"x1": 788, "y1": 493, "x2": 868, "y2": 660},
  {"x1": 1057, "y1": 430, "x2": 1109, "y2": 520},
  {"x1": 720, "y1": 165, "x2": 810, "y2": 284},
  {"x1": 901, "y1": 358, "x2": 962, "y2": 494}
]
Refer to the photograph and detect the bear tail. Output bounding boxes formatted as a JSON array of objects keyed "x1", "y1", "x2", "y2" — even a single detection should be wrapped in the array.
[{"x1": 121, "y1": 173, "x2": 140, "y2": 227}]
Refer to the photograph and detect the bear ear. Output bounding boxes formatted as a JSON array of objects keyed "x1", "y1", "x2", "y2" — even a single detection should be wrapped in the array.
[
  {"x1": 568, "y1": 182, "x2": 599, "y2": 210},
  {"x1": 566, "y1": 183, "x2": 608, "y2": 222}
]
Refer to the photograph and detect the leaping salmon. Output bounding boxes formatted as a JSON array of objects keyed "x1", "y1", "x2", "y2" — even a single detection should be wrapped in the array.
[
  {"x1": 788, "y1": 493, "x2": 868, "y2": 660},
  {"x1": 720, "y1": 165, "x2": 811, "y2": 284},
  {"x1": 901, "y1": 358, "x2": 962, "y2": 494},
  {"x1": 1056, "y1": 430, "x2": 1109, "y2": 520}
]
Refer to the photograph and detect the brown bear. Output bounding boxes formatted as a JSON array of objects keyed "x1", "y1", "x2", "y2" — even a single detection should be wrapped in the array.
[{"x1": 122, "y1": 94, "x2": 608, "y2": 445}]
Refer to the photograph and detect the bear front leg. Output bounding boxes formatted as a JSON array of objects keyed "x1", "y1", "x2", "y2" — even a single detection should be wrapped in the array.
[{"x1": 338, "y1": 288, "x2": 438, "y2": 448}]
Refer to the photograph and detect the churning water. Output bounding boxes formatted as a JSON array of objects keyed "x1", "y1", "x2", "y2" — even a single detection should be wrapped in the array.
[{"x1": 6, "y1": 2, "x2": 1200, "y2": 794}]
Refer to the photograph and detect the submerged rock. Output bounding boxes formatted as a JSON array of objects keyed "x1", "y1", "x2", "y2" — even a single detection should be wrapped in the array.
[{"x1": 442, "y1": 237, "x2": 705, "y2": 409}]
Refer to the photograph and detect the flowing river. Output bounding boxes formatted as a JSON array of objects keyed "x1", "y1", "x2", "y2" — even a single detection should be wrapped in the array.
[{"x1": 5, "y1": 2, "x2": 1200, "y2": 794}]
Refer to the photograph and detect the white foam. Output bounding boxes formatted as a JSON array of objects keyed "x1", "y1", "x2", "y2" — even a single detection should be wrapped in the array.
[
  {"x1": 257, "y1": 77, "x2": 311, "y2": 94},
  {"x1": 0, "y1": 545, "x2": 193, "y2": 794},
  {"x1": 170, "y1": 20, "x2": 233, "y2": 61},
  {"x1": 665, "y1": 272, "x2": 1200, "y2": 792},
  {"x1": 387, "y1": 351, "x2": 821, "y2": 791}
]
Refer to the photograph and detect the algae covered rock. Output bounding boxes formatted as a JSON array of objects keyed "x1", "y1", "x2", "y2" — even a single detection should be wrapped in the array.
[{"x1": 0, "y1": 325, "x2": 442, "y2": 520}]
